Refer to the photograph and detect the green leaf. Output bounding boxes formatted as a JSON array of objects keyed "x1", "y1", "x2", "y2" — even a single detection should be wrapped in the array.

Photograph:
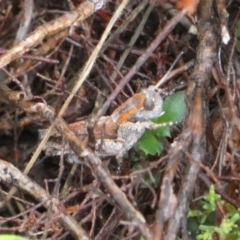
[
  {"x1": 188, "y1": 185, "x2": 240, "y2": 240},
  {"x1": 154, "y1": 90, "x2": 186, "y2": 123},
  {"x1": 197, "y1": 226, "x2": 215, "y2": 240},
  {"x1": 0, "y1": 235, "x2": 30, "y2": 240},
  {"x1": 135, "y1": 130, "x2": 163, "y2": 155},
  {"x1": 135, "y1": 91, "x2": 187, "y2": 156},
  {"x1": 188, "y1": 209, "x2": 203, "y2": 218},
  {"x1": 201, "y1": 185, "x2": 221, "y2": 212},
  {"x1": 154, "y1": 125, "x2": 171, "y2": 137}
]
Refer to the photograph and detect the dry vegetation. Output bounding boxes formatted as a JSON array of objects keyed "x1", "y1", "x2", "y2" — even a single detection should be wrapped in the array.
[{"x1": 0, "y1": 0, "x2": 239, "y2": 239}]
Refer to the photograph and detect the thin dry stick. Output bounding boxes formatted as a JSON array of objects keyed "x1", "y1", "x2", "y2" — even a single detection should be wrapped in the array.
[
  {"x1": 0, "y1": 85, "x2": 153, "y2": 239},
  {"x1": 216, "y1": 0, "x2": 230, "y2": 44},
  {"x1": 0, "y1": 159, "x2": 90, "y2": 240},
  {"x1": 22, "y1": 0, "x2": 130, "y2": 186},
  {"x1": 100, "y1": 0, "x2": 149, "y2": 54},
  {"x1": 0, "y1": 0, "x2": 96, "y2": 68},
  {"x1": 58, "y1": 0, "x2": 131, "y2": 118},
  {"x1": 96, "y1": 9, "x2": 187, "y2": 118},
  {"x1": 110, "y1": 0, "x2": 157, "y2": 81},
  {"x1": 159, "y1": 2, "x2": 218, "y2": 239},
  {"x1": 2, "y1": 1, "x2": 154, "y2": 238},
  {"x1": 2, "y1": 0, "x2": 101, "y2": 208},
  {"x1": 14, "y1": 0, "x2": 34, "y2": 44}
]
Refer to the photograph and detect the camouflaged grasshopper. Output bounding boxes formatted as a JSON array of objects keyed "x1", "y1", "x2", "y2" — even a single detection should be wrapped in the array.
[
  {"x1": 40, "y1": 52, "x2": 184, "y2": 164},
  {"x1": 40, "y1": 85, "x2": 176, "y2": 164}
]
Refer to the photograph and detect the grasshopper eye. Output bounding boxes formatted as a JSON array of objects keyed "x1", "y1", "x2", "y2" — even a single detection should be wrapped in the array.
[{"x1": 143, "y1": 98, "x2": 155, "y2": 111}]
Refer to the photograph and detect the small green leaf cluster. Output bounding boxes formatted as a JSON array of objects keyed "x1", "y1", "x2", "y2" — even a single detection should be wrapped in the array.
[
  {"x1": 188, "y1": 185, "x2": 240, "y2": 240},
  {"x1": 135, "y1": 90, "x2": 187, "y2": 156},
  {"x1": 131, "y1": 90, "x2": 186, "y2": 189}
]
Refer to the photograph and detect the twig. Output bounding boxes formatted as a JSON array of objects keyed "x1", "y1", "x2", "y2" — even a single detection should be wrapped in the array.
[
  {"x1": 0, "y1": 158, "x2": 90, "y2": 239},
  {"x1": 96, "y1": 9, "x2": 187, "y2": 118},
  {"x1": 154, "y1": 0, "x2": 219, "y2": 239},
  {"x1": 0, "y1": 86, "x2": 153, "y2": 239},
  {"x1": 0, "y1": 1, "x2": 96, "y2": 68},
  {"x1": 14, "y1": 0, "x2": 34, "y2": 44},
  {"x1": 110, "y1": 0, "x2": 156, "y2": 81}
]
